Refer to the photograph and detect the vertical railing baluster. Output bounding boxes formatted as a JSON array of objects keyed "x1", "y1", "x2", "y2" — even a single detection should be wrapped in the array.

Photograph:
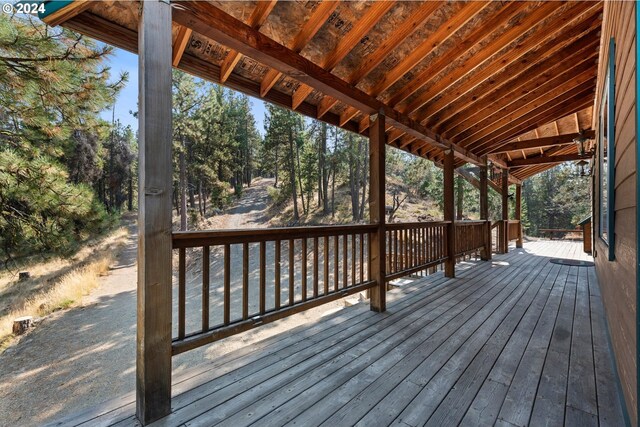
[
  {"x1": 178, "y1": 247, "x2": 186, "y2": 339},
  {"x1": 360, "y1": 233, "x2": 364, "y2": 285},
  {"x1": 313, "y1": 237, "x2": 319, "y2": 298},
  {"x1": 302, "y1": 238, "x2": 307, "y2": 301},
  {"x1": 224, "y1": 243, "x2": 230, "y2": 325},
  {"x1": 260, "y1": 241, "x2": 266, "y2": 314},
  {"x1": 351, "y1": 233, "x2": 356, "y2": 286},
  {"x1": 242, "y1": 242, "x2": 248, "y2": 320},
  {"x1": 275, "y1": 240, "x2": 281, "y2": 310},
  {"x1": 334, "y1": 235, "x2": 339, "y2": 291},
  {"x1": 367, "y1": 233, "x2": 372, "y2": 281},
  {"x1": 342, "y1": 233, "x2": 348, "y2": 288},
  {"x1": 394, "y1": 229, "x2": 398, "y2": 273},
  {"x1": 202, "y1": 246, "x2": 209, "y2": 332},
  {"x1": 289, "y1": 239, "x2": 294, "y2": 306},
  {"x1": 323, "y1": 235, "x2": 329, "y2": 295}
]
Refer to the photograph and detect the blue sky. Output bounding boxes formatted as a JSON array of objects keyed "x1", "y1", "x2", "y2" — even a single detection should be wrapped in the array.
[{"x1": 100, "y1": 48, "x2": 267, "y2": 134}]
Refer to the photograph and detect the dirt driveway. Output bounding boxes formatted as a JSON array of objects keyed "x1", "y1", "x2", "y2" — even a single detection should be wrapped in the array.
[{"x1": 0, "y1": 178, "x2": 351, "y2": 426}]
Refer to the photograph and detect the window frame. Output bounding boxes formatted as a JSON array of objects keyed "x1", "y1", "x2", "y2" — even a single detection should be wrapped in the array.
[{"x1": 599, "y1": 37, "x2": 616, "y2": 261}]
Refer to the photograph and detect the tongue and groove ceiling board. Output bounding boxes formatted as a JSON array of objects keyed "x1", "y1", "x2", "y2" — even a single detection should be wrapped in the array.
[{"x1": 49, "y1": 0, "x2": 603, "y2": 182}]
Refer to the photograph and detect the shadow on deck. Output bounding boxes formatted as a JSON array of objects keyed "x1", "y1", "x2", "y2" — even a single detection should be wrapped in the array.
[{"x1": 49, "y1": 240, "x2": 625, "y2": 427}]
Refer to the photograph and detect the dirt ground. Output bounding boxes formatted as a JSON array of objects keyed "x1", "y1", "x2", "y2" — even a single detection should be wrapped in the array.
[{"x1": 0, "y1": 178, "x2": 354, "y2": 426}]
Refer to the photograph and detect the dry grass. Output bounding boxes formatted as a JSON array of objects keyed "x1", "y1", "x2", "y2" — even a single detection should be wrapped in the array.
[{"x1": 0, "y1": 225, "x2": 130, "y2": 351}]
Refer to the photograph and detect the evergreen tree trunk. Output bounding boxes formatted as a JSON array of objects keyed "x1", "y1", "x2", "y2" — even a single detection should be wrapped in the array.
[
  {"x1": 128, "y1": 170, "x2": 133, "y2": 211},
  {"x1": 288, "y1": 128, "x2": 299, "y2": 221},
  {"x1": 198, "y1": 180, "x2": 204, "y2": 218},
  {"x1": 358, "y1": 141, "x2": 367, "y2": 221},
  {"x1": 331, "y1": 162, "x2": 336, "y2": 219},
  {"x1": 456, "y1": 175, "x2": 463, "y2": 220},
  {"x1": 274, "y1": 146, "x2": 279, "y2": 188},
  {"x1": 180, "y1": 150, "x2": 187, "y2": 231},
  {"x1": 295, "y1": 134, "x2": 306, "y2": 215},
  {"x1": 321, "y1": 123, "x2": 329, "y2": 215}
]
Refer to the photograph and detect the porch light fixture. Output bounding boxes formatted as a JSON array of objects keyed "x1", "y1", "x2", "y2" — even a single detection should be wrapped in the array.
[{"x1": 573, "y1": 129, "x2": 588, "y2": 156}]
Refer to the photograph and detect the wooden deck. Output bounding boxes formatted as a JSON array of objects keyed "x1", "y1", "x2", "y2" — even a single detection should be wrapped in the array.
[{"x1": 51, "y1": 240, "x2": 625, "y2": 427}]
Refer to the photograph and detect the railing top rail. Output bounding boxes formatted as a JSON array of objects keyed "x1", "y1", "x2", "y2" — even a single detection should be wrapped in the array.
[
  {"x1": 172, "y1": 224, "x2": 377, "y2": 248},
  {"x1": 385, "y1": 221, "x2": 451, "y2": 230},
  {"x1": 455, "y1": 220, "x2": 489, "y2": 226}
]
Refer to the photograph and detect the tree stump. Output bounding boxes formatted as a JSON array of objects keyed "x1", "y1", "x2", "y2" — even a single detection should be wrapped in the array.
[
  {"x1": 18, "y1": 272, "x2": 30, "y2": 281},
  {"x1": 12, "y1": 316, "x2": 33, "y2": 335}
]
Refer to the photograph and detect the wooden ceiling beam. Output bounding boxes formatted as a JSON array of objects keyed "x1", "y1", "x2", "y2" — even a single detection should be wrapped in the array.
[
  {"x1": 292, "y1": 1, "x2": 396, "y2": 109},
  {"x1": 438, "y1": 35, "x2": 600, "y2": 136},
  {"x1": 473, "y1": 94, "x2": 595, "y2": 155},
  {"x1": 451, "y1": 67, "x2": 597, "y2": 143},
  {"x1": 172, "y1": 25, "x2": 192, "y2": 67},
  {"x1": 316, "y1": 1, "x2": 442, "y2": 118},
  {"x1": 259, "y1": 0, "x2": 339, "y2": 97},
  {"x1": 41, "y1": 0, "x2": 92, "y2": 26},
  {"x1": 401, "y1": 1, "x2": 568, "y2": 116},
  {"x1": 388, "y1": 1, "x2": 526, "y2": 108},
  {"x1": 414, "y1": 1, "x2": 601, "y2": 126},
  {"x1": 508, "y1": 153, "x2": 592, "y2": 167},
  {"x1": 462, "y1": 80, "x2": 596, "y2": 152},
  {"x1": 367, "y1": 1, "x2": 488, "y2": 99},
  {"x1": 220, "y1": 0, "x2": 277, "y2": 83},
  {"x1": 173, "y1": 2, "x2": 486, "y2": 166},
  {"x1": 489, "y1": 130, "x2": 596, "y2": 154}
]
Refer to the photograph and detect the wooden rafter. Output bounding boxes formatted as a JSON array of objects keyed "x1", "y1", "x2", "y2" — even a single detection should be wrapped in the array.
[
  {"x1": 367, "y1": 1, "x2": 488, "y2": 99},
  {"x1": 508, "y1": 153, "x2": 592, "y2": 167},
  {"x1": 292, "y1": 0, "x2": 396, "y2": 110},
  {"x1": 437, "y1": 30, "x2": 601, "y2": 137},
  {"x1": 475, "y1": 97, "x2": 595, "y2": 157},
  {"x1": 416, "y1": 1, "x2": 601, "y2": 127},
  {"x1": 219, "y1": 0, "x2": 277, "y2": 83},
  {"x1": 489, "y1": 130, "x2": 595, "y2": 154},
  {"x1": 402, "y1": 1, "x2": 578, "y2": 117},
  {"x1": 41, "y1": 0, "x2": 92, "y2": 26},
  {"x1": 172, "y1": 25, "x2": 192, "y2": 67},
  {"x1": 259, "y1": 0, "x2": 339, "y2": 97},
  {"x1": 172, "y1": 1, "x2": 485, "y2": 166},
  {"x1": 387, "y1": 1, "x2": 526, "y2": 108},
  {"x1": 468, "y1": 84, "x2": 596, "y2": 153},
  {"x1": 451, "y1": 67, "x2": 598, "y2": 143},
  {"x1": 317, "y1": 1, "x2": 442, "y2": 118}
]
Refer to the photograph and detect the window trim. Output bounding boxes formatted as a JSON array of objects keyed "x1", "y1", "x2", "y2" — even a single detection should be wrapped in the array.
[{"x1": 599, "y1": 37, "x2": 616, "y2": 261}]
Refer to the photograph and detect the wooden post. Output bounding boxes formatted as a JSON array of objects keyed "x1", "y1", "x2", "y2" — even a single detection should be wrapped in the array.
[
  {"x1": 369, "y1": 111, "x2": 386, "y2": 312},
  {"x1": 479, "y1": 160, "x2": 491, "y2": 260},
  {"x1": 515, "y1": 183, "x2": 523, "y2": 248},
  {"x1": 137, "y1": 1, "x2": 173, "y2": 424},
  {"x1": 501, "y1": 169, "x2": 509, "y2": 253},
  {"x1": 444, "y1": 149, "x2": 455, "y2": 278}
]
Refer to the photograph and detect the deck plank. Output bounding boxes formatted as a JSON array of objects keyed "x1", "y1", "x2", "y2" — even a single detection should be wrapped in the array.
[
  {"x1": 47, "y1": 241, "x2": 625, "y2": 427},
  {"x1": 184, "y1": 251, "x2": 529, "y2": 426}
]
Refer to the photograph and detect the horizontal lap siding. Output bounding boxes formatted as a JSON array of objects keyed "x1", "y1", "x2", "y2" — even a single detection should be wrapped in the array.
[{"x1": 593, "y1": 1, "x2": 637, "y2": 424}]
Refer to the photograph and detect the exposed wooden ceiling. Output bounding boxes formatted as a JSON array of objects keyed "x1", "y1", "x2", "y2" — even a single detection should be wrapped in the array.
[{"x1": 47, "y1": 0, "x2": 603, "y2": 182}]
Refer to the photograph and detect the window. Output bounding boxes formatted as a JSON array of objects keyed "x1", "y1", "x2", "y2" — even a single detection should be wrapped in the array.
[{"x1": 599, "y1": 38, "x2": 615, "y2": 261}]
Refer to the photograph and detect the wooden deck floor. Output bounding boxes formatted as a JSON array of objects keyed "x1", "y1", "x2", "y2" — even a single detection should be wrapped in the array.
[{"x1": 51, "y1": 240, "x2": 626, "y2": 427}]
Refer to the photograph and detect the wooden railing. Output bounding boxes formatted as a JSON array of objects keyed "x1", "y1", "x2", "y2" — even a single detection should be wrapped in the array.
[
  {"x1": 455, "y1": 221, "x2": 488, "y2": 257},
  {"x1": 385, "y1": 221, "x2": 448, "y2": 281},
  {"x1": 171, "y1": 219, "x2": 492, "y2": 355},
  {"x1": 171, "y1": 224, "x2": 376, "y2": 354}
]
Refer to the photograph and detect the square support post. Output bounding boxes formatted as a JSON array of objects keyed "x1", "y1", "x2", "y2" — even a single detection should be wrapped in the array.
[
  {"x1": 515, "y1": 184, "x2": 523, "y2": 248},
  {"x1": 136, "y1": 1, "x2": 173, "y2": 424},
  {"x1": 501, "y1": 169, "x2": 509, "y2": 254},
  {"x1": 369, "y1": 112, "x2": 386, "y2": 312},
  {"x1": 479, "y1": 160, "x2": 491, "y2": 260},
  {"x1": 444, "y1": 150, "x2": 455, "y2": 278}
]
